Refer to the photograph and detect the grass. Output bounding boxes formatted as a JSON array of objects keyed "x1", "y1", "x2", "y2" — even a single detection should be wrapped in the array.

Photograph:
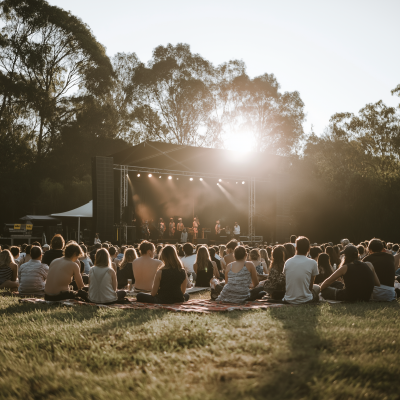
[{"x1": 0, "y1": 292, "x2": 399, "y2": 400}]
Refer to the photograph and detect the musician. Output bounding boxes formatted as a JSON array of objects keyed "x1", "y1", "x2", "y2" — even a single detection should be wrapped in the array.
[
  {"x1": 141, "y1": 221, "x2": 150, "y2": 240},
  {"x1": 94, "y1": 233, "x2": 101, "y2": 245},
  {"x1": 176, "y1": 218, "x2": 184, "y2": 240},
  {"x1": 181, "y1": 228, "x2": 188, "y2": 243},
  {"x1": 169, "y1": 218, "x2": 176, "y2": 238},
  {"x1": 215, "y1": 220, "x2": 223, "y2": 239},
  {"x1": 225, "y1": 225, "x2": 232, "y2": 239},
  {"x1": 192, "y1": 217, "x2": 200, "y2": 240},
  {"x1": 233, "y1": 222, "x2": 240, "y2": 240},
  {"x1": 158, "y1": 218, "x2": 166, "y2": 239}
]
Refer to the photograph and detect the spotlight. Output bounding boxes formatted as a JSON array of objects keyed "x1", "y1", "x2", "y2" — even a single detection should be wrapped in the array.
[
  {"x1": 199, "y1": 178, "x2": 203, "y2": 181},
  {"x1": 176, "y1": 178, "x2": 179, "y2": 180},
  {"x1": 219, "y1": 179, "x2": 222, "y2": 182},
  {"x1": 159, "y1": 176, "x2": 161, "y2": 178},
  {"x1": 190, "y1": 178, "x2": 193, "y2": 181},
  {"x1": 148, "y1": 174, "x2": 152, "y2": 177},
  {"x1": 217, "y1": 183, "x2": 219, "y2": 186},
  {"x1": 137, "y1": 173, "x2": 140, "y2": 177},
  {"x1": 242, "y1": 181, "x2": 245, "y2": 184},
  {"x1": 168, "y1": 176, "x2": 172, "y2": 180},
  {"x1": 236, "y1": 182, "x2": 238, "y2": 184}
]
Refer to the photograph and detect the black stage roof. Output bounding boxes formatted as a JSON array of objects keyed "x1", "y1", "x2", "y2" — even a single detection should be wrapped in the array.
[{"x1": 110, "y1": 141, "x2": 288, "y2": 179}]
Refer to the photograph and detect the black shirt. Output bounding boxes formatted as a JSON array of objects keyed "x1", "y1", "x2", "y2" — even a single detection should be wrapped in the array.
[
  {"x1": 363, "y1": 252, "x2": 395, "y2": 287},
  {"x1": 42, "y1": 249, "x2": 64, "y2": 266},
  {"x1": 157, "y1": 268, "x2": 186, "y2": 303},
  {"x1": 117, "y1": 263, "x2": 135, "y2": 289}
]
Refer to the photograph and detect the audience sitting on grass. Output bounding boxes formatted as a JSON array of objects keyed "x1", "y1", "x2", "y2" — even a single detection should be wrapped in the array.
[
  {"x1": 263, "y1": 245, "x2": 286, "y2": 300},
  {"x1": 136, "y1": 245, "x2": 189, "y2": 304},
  {"x1": 79, "y1": 245, "x2": 93, "y2": 274},
  {"x1": 0, "y1": 250, "x2": 19, "y2": 290},
  {"x1": 314, "y1": 253, "x2": 334, "y2": 285},
  {"x1": 19, "y1": 246, "x2": 49, "y2": 295},
  {"x1": 117, "y1": 248, "x2": 137, "y2": 289},
  {"x1": 249, "y1": 248, "x2": 268, "y2": 275},
  {"x1": 208, "y1": 247, "x2": 222, "y2": 275},
  {"x1": 310, "y1": 246, "x2": 323, "y2": 262},
  {"x1": 223, "y1": 240, "x2": 238, "y2": 268},
  {"x1": 132, "y1": 241, "x2": 163, "y2": 292},
  {"x1": 20, "y1": 245, "x2": 32, "y2": 265},
  {"x1": 193, "y1": 246, "x2": 220, "y2": 287},
  {"x1": 88, "y1": 249, "x2": 126, "y2": 304},
  {"x1": 44, "y1": 242, "x2": 87, "y2": 301},
  {"x1": 283, "y1": 243, "x2": 296, "y2": 259},
  {"x1": 9, "y1": 246, "x2": 20, "y2": 266},
  {"x1": 181, "y1": 243, "x2": 197, "y2": 277},
  {"x1": 90, "y1": 243, "x2": 102, "y2": 263},
  {"x1": 42, "y1": 234, "x2": 65, "y2": 266}
]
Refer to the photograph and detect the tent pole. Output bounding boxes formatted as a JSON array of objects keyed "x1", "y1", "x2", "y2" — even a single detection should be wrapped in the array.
[{"x1": 78, "y1": 217, "x2": 81, "y2": 243}]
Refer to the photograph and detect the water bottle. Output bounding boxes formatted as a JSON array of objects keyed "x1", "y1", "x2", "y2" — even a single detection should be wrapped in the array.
[
  {"x1": 189, "y1": 274, "x2": 193, "y2": 285},
  {"x1": 127, "y1": 279, "x2": 132, "y2": 291},
  {"x1": 333, "y1": 263, "x2": 337, "y2": 271}
]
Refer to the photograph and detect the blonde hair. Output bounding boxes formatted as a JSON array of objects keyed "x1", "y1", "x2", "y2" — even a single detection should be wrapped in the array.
[
  {"x1": 160, "y1": 245, "x2": 184, "y2": 270},
  {"x1": 94, "y1": 249, "x2": 111, "y2": 268},
  {"x1": 120, "y1": 248, "x2": 138, "y2": 269},
  {"x1": 195, "y1": 246, "x2": 211, "y2": 272},
  {"x1": 0, "y1": 250, "x2": 13, "y2": 268}
]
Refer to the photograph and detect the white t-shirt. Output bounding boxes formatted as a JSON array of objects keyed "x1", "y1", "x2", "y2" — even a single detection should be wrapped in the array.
[
  {"x1": 233, "y1": 225, "x2": 240, "y2": 235},
  {"x1": 181, "y1": 254, "x2": 196, "y2": 273},
  {"x1": 283, "y1": 255, "x2": 319, "y2": 304}
]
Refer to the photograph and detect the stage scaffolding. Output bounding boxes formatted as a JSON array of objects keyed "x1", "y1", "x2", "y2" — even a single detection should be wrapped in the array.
[{"x1": 114, "y1": 164, "x2": 271, "y2": 243}]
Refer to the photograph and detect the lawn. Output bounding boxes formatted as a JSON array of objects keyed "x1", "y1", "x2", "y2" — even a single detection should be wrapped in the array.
[{"x1": 0, "y1": 293, "x2": 399, "y2": 400}]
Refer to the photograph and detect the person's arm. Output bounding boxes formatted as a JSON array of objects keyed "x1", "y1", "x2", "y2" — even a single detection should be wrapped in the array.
[
  {"x1": 224, "y1": 264, "x2": 230, "y2": 284},
  {"x1": 109, "y1": 268, "x2": 117, "y2": 291},
  {"x1": 212, "y1": 261, "x2": 220, "y2": 279},
  {"x1": 309, "y1": 275, "x2": 316, "y2": 291},
  {"x1": 246, "y1": 262, "x2": 259, "y2": 288},
  {"x1": 320, "y1": 265, "x2": 348, "y2": 291},
  {"x1": 72, "y1": 263, "x2": 84, "y2": 290},
  {"x1": 181, "y1": 270, "x2": 188, "y2": 294},
  {"x1": 193, "y1": 263, "x2": 197, "y2": 274},
  {"x1": 10, "y1": 262, "x2": 18, "y2": 281},
  {"x1": 151, "y1": 270, "x2": 162, "y2": 296},
  {"x1": 364, "y1": 262, "x2": 381, "y2": 286},
  {"x1": 112, "y1": 262, "x2": 117, "y2": 273}
]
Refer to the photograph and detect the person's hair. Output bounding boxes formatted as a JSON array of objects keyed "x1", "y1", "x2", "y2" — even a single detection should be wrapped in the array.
[
  {"x1": 120, "y1": 246, "x2": 127, "y2": 253},
  {"x1": 120, "y1": 248, "x2": 138, "y2": 269},
  {"x1": 32, "y1": 241, "x2": 41, "y2": 248},
  {"x1": 219, "y1": 245, "x2": 226, "y2": 258},
  {"x1": 30, "y1": 246, "x2": 42, "y2": 260},
  {"x1": 326, "y1": 246, "x2": 341, "y2": 266},
  {"x1": 290, "y1": 235, "x2": 296, "y2": 244},
  {"x1": 51, "y1": 234, "x2": 65, "y2": 250},
  {"x1": 95, "y1": 248, "x2": 111, "y2": 268},
  {"x1": 341, "y1": 238, "x2": 350, "y2": 246},
  {"x1": 21, "y1": 244, "x2": 27, "y2": 252},
  {"x1": 260, "y1": 249, "x2": 269, "y2": 267},
  {"x1": 234, "y1": 245, "x2": 246, "y2": 260},
  {"x1": 333, "y1": 245, "x2": 341, "y2": 258},
  {"x1": 94, "y1": 243, "x2": 102, "y2": 249},
  {"x1": 249, "y1": 248, "x2": 260, "y2": 261},
  {"x1": 309, "y1": 246, "x2": 323, "y2": 260},
  {"x1": 109, "y1": 246, "x2": 117, "y2": 256},
  {"x1": 393, "y1": 244, "x2": 399, "y2": 253},
  {"x1": 208, "y1": 247, "x2": 216, "y2": 259},
  {"x1": 283, "y1": 243, "x2": 296, "y2": 259},
  {"x1": 341, "y1": 251, "x2": 359, "y2": 268},
  {"x1": 183, "y1": 243, "x2": 194, "y2": 256},
  {"x1": 80, "y1": 244, "x2": 88, "y2": 256},
  {"x1": 227, "y1": 239, "x2": 238, "y2": 251},
  {"x1": 270, "y1": 245, "x2": 286, "y2": 274},
  {"x1": 10, "y1": 246, "x2": 20, "y2": 258},
  {"x1": 0, "y1": 250, "x2": 13, "y2": 268},
  {"x1": 357, "y1": 245, "x2": 365, "y2": 256},
  {"x1": 25, "y1": 245, "x2": 32, "y2": 255},
  {"x1": 266, "y1": 247, "x2": 272, "y2": 258},
  {"x1": 64, "y1": 242, "x2": 84, "y2": 259},
  {"x1": 139, "y1": 240, "x2": 155, "y2": 256},
  {"x1": 368, "y1": 238, "x2": 384, "y2": 253},
  {"x1": 296, "y1": 236, "x2": 310, "y2": 255},
  {"x1": 160, "y1": 245, "x2": 184, "y2": 270},
  {"x1": 317, "y1": 253, "x2": 333, "y2": 277},
  {"x1": 177, "y1": 245, "x2": 185, "y2": 257},
  {"x1": 101, "y1": 243, "x2": 109, "y2": 250},
  {"x1": 387, "y1": 242, "x2": 393, "y2": 250},
  {"x1": 195, "y1": 246, "x2": 211, "y2": 272}
]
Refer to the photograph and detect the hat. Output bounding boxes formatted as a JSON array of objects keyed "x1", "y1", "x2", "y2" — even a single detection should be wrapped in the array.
[
  {"x1": 43, "y1": 244, "x2": 50, "y2": 249},
  {"x1": 340, "y1": 244, "x2": 358, "y2": 256}
]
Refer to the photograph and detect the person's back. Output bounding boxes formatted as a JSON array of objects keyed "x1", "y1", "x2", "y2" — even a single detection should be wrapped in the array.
[
  {"x1": 45, "y1": 257, "x2": 82, "y2": 295},
  {"x1": 19, "y1": 246, "x2": 49, "y2": 294},
  {"x1": 43, "y1": 235, "x2": 65, "y2": 266},
  {"x1": 156, "y1": 268, "x2": 186, "y2": 303},
  {"x1": 224, "y1": 239, "x2": 238, "y2": 267},
  {"x1": 181, "y1": 243, "x2": 196, "y2": 273},
  {"x1": 341, "y1": 261, "x2": 374, "y2": 302},
  {"x1": 132, "y1": 256, "x2": 162, "y2": 291},
  {"x1": 88, "y1": 266, "x2": 117, "y2": 304}
]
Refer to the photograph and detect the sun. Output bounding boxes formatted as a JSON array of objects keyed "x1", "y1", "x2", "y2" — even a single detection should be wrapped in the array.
[{"x1": 224, "y1": 131, "x2": 256, "y2": 153}]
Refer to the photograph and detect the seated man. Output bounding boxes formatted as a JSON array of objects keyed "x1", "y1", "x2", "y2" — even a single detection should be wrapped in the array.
[
  {"x1": 181, "y1": 243, "x2": 197, "y2": 277},
  {"x1": 363, "y1": 238, "x2": 396, "y2": 301},
  {"x1": 44, "y1": 242, "x2": 87, "y2": 301},
  {"x1": 132, "y1": 241, "x2": 162, "y2": 292},
  {"x1": 283, "y1": 236, "x2": 320, "y2": 304},
  {"x1": 18, "y1": 246, "x2": 49, "y2": 295}
]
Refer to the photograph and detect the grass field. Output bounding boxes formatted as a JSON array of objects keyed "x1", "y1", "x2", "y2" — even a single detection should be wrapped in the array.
[{"x1": 0, "y1": 292, "x2": 399, "y2": 400}]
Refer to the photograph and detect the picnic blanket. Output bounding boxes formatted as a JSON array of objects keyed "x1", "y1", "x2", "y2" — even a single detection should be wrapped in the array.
[{"x1": 18, "y1": 297, "x2": 285, "y2": 313}]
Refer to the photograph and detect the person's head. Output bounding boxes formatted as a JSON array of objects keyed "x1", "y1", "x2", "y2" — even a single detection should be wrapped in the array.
[
  {"x1": 357, "y1": 245, "x2": 365, "y2": 257},
  {"x1": 102, "y1": 243, "x2": 109, "y2": 250},
  {"x1": 317, "y1": 253, "x2": 333, "y2": 276},
  {"x1": 94, "y1": 243, "x2": 102, "y2": 250},
  {"x1": 10, "y1": 246, "x2": 20, "y2": 259},
  {"x1": 42, "y1": 244, "x2": 50, "y2": 252},
  {"x1": 94, "y1": 248, "x2": 111, "y2": 268},
  {"x1": 80, "y1": 244, "x2": 88, "y2": 257},
  {"x1": 393, "y1": 244, "x2": 399, "y2": 253},
  {"x1": 333, "y1": 245, "x2": 340, "y2": 257},
  {"x1": 309, "y1": 246, "x2": 323, "y2": 260},
  {"x1": 21, "y1": 244, "x2": 27, "y2": 252},
  {"x1": 121, "y1": 248, "x2": 138, "y2": 268},
  {"x1": 283, "y1": 243, "x2": 296, "y2": 259},
  {"x1": 160, "y1": 245, "x2": 184, "y2": 270},
  {"x1": 139, "y1": 240, "x2": 155, "y2": 257},
  {"x1": 209, "y1": 247, "x2": 216, "y2": 259},
  {"x1": 290, "y1": 235, "x2": 296, "y2": 244},
  {"x1": 271, "y1": 245, "x2": 286, "y2": 273},
  {"x1": 368, "y1": 238, "x2": 384, "y2": 253},
  {"x1": 227, "y1": 239, "x2": 238, "y2": 252},
  {"x1": 25, "y1": 245, "x2": 32, "y2": 255},
  {"x1": 109, "y1": 246, "x2": 117, "y2": 257},
  {"x1": 32, "y1": 241, "x2": 41, "y2": 248},
  {"x1": 183, "y1": 243, "x2": 194, "y2": 256},
  {"x1": 64, "y1": 242, "x2": 84, "y2": 261},
  {"x1": 51, "y1": 234, "x2": 65, "y2": 250},
  {"x1": 340, "y1": 244, "x2": 359, "y2": 266},
  {"x1": 234, "y1": 245, "x2": 247, "y2": 261},
  {"x1": 196, "y1": 246, "x2": 211, "y2": 271},
  {"x1": 341, "y1": 238, "x2": 350, "y2": 247},
  {"x1": 249, "y1": 248, "x2": 260, "y2": 261},
  {"x1": 30, "y1": 246, "x2": 42, "y2": 260},
  {"x1": 0, "y1": 250, "x2": 13, "y2": 267},
  {"x1": 295, "y1": 236, "x2": 310, "y2": 256},
  {"x1": 387, "y1": 242, "x2": 393, "y2": 250},
  {"x1": 260, "y1": 248, "x2": 269, "y2": 264}
]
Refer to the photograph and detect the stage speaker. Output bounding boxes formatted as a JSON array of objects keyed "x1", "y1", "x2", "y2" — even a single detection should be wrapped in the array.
[
  {"x1": 197, "y1": 239, "x2": 209, "y2": 245},
  {"x1": 92, "y1": 156, "x2": 114, "y2": 242}
]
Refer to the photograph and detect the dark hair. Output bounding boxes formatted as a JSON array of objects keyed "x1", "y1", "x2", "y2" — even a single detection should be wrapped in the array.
[
  {"x1": 109, "y1": 246, "x2": 117, "y2": 256},
  {"x1": 309, "y1": 246, "x2": 323, "y2": 259},
  {"x1": 95, "y1": 243, "x2": 102, "y2": 249},
  {"x1": 139, "y1": 240, "x2": 155, "y2": 256},
  {"x1": 357, "y1": 245, "x2": 365, "y2": 256},
  {"x1": 160, "y1": 245, "x2": 184, "y2": 270},
  {"x1": 51, "y1": 234, "x2": 65, "y2": 250},
  {"x1": 183, "y1": 243, "x2": 194, "y2": 256},
  {"x1": 25, "y1": 245, "x2": 32, "y2": 255},
  {"x1": 30, "y1": 246, "x2": 42, "y2": 260},
  {"x1": 296, "y1": 236, "x2": 310, "y2": 255},
  {"x1": 290, "y1": 235, "x2": 296, "y2": 244},
  {"x1": 249, "y1": 248, "x2": 260, "y2": 261},
  {"x1": 64, "y1": 242, "x2": 84, "y2": 258},
  {"x1": 80, "y1": 244, "x2": 87, "y2": 255},
  {"x1": 209, "y1": 247, "x2": 216, "y2": 258},
  {"x1": 326, "y1": 246, "x2": 341, "y2": 266},
  {"x1": 227, "y1": 239, "x2": 238, "y2": 251},
  {"x1": 368, "y1": 238, "x2": 384, "y2": 253},
  {"x1": 283, "y1": 243, "x2": 295, "y2": 259},
  {"x1": 234, "y1": 245, "x2": 247, "y2": 260},
  {"x1": 393, "y1": 244, "x2": 399, "y2": 253},
  {"x1": 32, "y1": 241, "x2": 41, "y2": 247},
  {"x1": 271, "y1": 245, "x2": 286, "y2": 274},
  {"x1": 10, "y1": 246, "x2": 20, "y2": 258},
  {"x1": 266, "y1": 247, "x2": 272, "y2": 258},
  {"x1": 317, "y1": 253, "x2": 333, "y2": 277},
  {"x1": 341, "y1": 252, "x2": 359, "y2": 267},
  {"x1": 102, "y1": 243, "x2": 109, "y2": 250}
]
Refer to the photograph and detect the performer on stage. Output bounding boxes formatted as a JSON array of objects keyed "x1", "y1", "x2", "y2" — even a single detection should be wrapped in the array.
[
  {"x1": 215, "y1": 220, "x2": 224, "y2": 239},
  {"x1": 141, "y1": 220, "x2": 150, "y2": 240},
  {"x1": 158, "y1": 218, "x2": 166, "y2": 239},
  {"x1": 225, "y1": 225, "x2": 232, "y2": 239},
  {"x1": 233, "y1": 222, "x2": 240, "y2": 240},
  {"x1": 192, "y1": 217, "x2": 200, "y2": 240},
  {"x1": 176, "y1": 218, "x2": 184, "y2": 240},
  {"x1": 94, "y1": 233, "x2": 101, "y2": 245},
  {"x1": 169, "y1": 218, "x2": 176, "y2": 238}
]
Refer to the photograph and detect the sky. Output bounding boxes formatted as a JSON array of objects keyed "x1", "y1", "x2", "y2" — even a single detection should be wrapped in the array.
[{"x1": 50, "y1": 0, "x2": 400, "y2": 135}]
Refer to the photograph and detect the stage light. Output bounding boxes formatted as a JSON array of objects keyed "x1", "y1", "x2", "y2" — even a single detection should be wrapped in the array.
[
  {"x1": 137, "y1": 173, "x2": 140, "y2": 177},
  {"x1": 242, "y1": 181, "x2": 245, "y2": 184},
  {"x1": 159, "y1": 176, "x2": 161, "y2": 178},
  {"x1": 199, "y1": 178, "x2": 203, "y2": 181},
  {"x1": 217, "y1": 183, "x2": 219, "y2": 186},
  {"x1": 236, "y1": 182, "x2": 238, "y2": 184},
  {"x1": 148, "y1": 174, "x2": 152, "y2": 177},
  {"x1": 219, "y1": 179, "x2": 222, "y2": 182},
  {"x1": 190, "y1": 178, "x2": 193, "y2": 181},
  {"x1": 176, "y1": 178, "x2": 179, "y2": 180},
  {"x1": 168, "y1": 176, "x2": 172, "y2": 180}
]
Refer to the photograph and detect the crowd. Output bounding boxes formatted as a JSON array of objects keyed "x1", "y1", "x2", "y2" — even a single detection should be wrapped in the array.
[{"x1": 0, "y1": 234, "x2": 399, "y2": 305}]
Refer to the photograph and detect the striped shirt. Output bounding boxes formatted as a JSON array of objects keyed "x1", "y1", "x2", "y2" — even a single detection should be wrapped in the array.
[{"x1": 18, "y1": 260, "x2": 49, "y2": 294}]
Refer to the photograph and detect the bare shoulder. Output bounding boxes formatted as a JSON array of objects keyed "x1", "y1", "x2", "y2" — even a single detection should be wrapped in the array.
[{"x1": 245, "y1": 261, "x2": 256, "y2": 270}]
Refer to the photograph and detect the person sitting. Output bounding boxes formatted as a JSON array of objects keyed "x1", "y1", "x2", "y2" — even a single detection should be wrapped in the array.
[
  {"x1": 44, "y1": 242, "x2": 88, "y2": 301},
  {"x1": 216, "y1": 245, "x2": 260, "y2": 303},
  {"x1": 263, "y1": 245, "x2": 286, "y2": 300},
  {"x1": 0, "y1": 250, "x2": 19, "y2": 290},
  {"x1": 309, "y1": 246, "x2": 323, "y2": 262},
  {"x1": 314, "y1": 253, "x2": 343, "y2": 289},
  {"x1": 108, "y1": 246, "x2": 119, "y2": 272},
  {"x1": 88, "y1": 249, "x2": 126, "y2": 304},
  {"x1": 320, "y1": 245, "x2": 380, "y2": 302},
  {"x1": 326, "y1": 246, "x2": 341, "y2": 270},
  {"x1": 193, "y1": 246, "x2": 220, "y2": 287},
  {"x1": 283, "y1": 243, "x2": 296, "y2": 260},
  {"x1": 20, "y1": 245, "x2": 32, "y2": 265},
  {"x1": 250, "y1": 248, "x2": 268, "y2": 275},
  {"x1": 283, "y1": 236, "x2": 320, "y2": 304},
  {"x1": 132, "y1": 241, "x2": 162, "y2": 292},
  {"x1": 117, "y1": 248, "x2": 137, "y2": 289},
  {"x1": 79, "y1": 245, "x2": 93, "y2": 274},
  {"x1": 19, "y1": 246, "x2": 49, "y2": 295},
  {"x1": 363, "y1": 238, "x2": 396, "y2": 301},
  {"x1": 223, "y1": 239, "x2": 238, "y2": 267},
  {"x1": 90, "y1": 243, "x2": 102, "y2": 263},
  {"x1": 117, "y1": 246, "x2": 126, "y2": 261},
  {"x1": 42, "y1": 234, "x2": 65, "y2": 266},
  {"x1": 136, "y1": 245, "x2": 189, "y2": 304},
  {"x1": 209, "y1": 247, "x2": 222, "y2": 275},
  {"x1": 181, "y1": 243, "x2": 197, "y2": 277}
]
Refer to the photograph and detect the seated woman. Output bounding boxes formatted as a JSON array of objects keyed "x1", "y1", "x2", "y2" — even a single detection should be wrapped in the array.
[
  {"x1": 0, "y1": 250, "x2": 19, "y2": 290},
  {"x1": 208, "y1": 247, "x2": 222, "y2": 275},
  {"x1": 193, "y1": 246, "x2": 220, "y2": 287},
  {"x1": 260, "y1": 249, "x2": 270, "y2": 270},
  {"x1": 319, "y1": 245, "x2": 380, "y2": 302},
  {"x1": 216, "y1": 245, "x2": 261, "y2": 303},
  {"x1": 88, "y1": 249, "x2": 126, "y2": 304},
  {"x1": 263, "y1": 245, "x2": 286, "y2": 300},
  {"x1": 249, "y1": 249, "x2": 268, "y2": 276},
  {"x1": 117, "y1": 248, "x2": 137, "y2": 289},
  {"x1": 315, "y1": 253, "x2": 343, "y2": 289},
  {"x1": 136, "y1": 245, "x2": 189, "y2": 304}
]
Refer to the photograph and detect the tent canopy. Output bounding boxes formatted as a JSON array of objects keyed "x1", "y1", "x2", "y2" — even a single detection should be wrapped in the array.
[
  {"x1": 20, "y1": 215, "x2": 59, "y2": 221},
  {"x1": 51, "y1": 201, "x2": 93, "y2": 218}
]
